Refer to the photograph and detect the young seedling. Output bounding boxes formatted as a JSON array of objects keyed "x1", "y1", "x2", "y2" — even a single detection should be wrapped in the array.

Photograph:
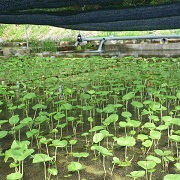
[
  {"x1": 56, "y1": 123, "x2": 67, "y2": 139},
  {"x1": 131, "y1": 100, "x2": 143, "y2": 119},
  {"x1": 103, "y1": 114, "x2": 118, "y2": 135},
  {"x1": 81, "y1": 132, "x2": 89, "y2": 145},
  {"x1": 154, "y1": 149, "x2": 175, "y2": 171},
  {"x1": 122, "y1": 91, "x2": 135, "y2": 110},
  {"x1": 5, "y1": 140, "x2": 34, "y2": 177},
  {"x1": 60, "y1": 103, "x2": 73, "y2": 124},
  {"x1": 91, "y1": 145, "x2": 113, "y2": 175},
  {"x1": 93, "y1": 132, "x2": 105, "y2": 146},
  {"x1": 48, "y1": 168, "x2": 58, "y2": 180},
  {"x1": 33, "y1": 153, "x2": 53, "y2": 180},
  {"x1": 39, "y1": 137, "x2": 52, "y2": 156},
  {"x1": 9, "y1": 115, "x2": 20, "y2": 139},
  {"x1": 137, "y1": 160, "x2": 156, "y2": 180},
  {"x1": 169, "y1": 135, "x2": 180, "y2": 158},
  {"x1": 49, "y1": 139, "x2": 68, "y2": 161},
  {"x1": 100, "y1": 129, "x2": 114, "y2": 148},
  {"x1": 68, "y1": 161, "x2": 84, "y2": 180},
  {"x1": 111, "y1": 157, "x2": 121, "y2": 176},
  {"x1": 117, "y1": 136, "x2": 136, "y2": 161},
  {"x1": 69, "y1": 139, "x2": 77, "y2": 154}
]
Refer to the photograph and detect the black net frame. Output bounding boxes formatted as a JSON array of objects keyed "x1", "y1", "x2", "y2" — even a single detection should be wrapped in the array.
[{"x1": 0, "y1": 0, "x2": 179, "y2": 31}]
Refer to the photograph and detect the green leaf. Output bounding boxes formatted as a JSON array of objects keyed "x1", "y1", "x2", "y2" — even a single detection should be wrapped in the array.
[
  {"x1": 122, "y1": 92, "x2": 135, "y2": 101},
  {"x1": 137, "y1": 134, "x2": 149, "y2": 141},
  {"x1": 9, "y1": 115, "x2": 19, "y2": 125},
  {"x1": 0, "y1": 130, "x2": 8, "y2": 138},
  {"x1": 117, "y1": 136, "x2": 136, "y2": 147},
  {"x1": 131, "y1": 101, "x2": 143, "y2": 108},
  {"x1": 149, "y1": 115, "x2": 159, "y2": 122},
  {"x1": 80, "y1": 93, "x2": 90, "y2": 100},
  {"x1": 93, "y1": 133, "x2": 104, "y2": 143},
  {"x1": 174, "y1": 163, "x2": 180, "y2": 171},
  {"x1": 72, "y1": 152, "x2": 89, "y2": 158},
  {"x1": 39, "y1": 137, "x2": 52, "y2": 144},
  {"x1": 142, "y1": 122, "x2": 156, "y2": 130},
  {"x1": 164, "y1": 174, "x2": 180, "y2": 180},
  {"x1": 20, "y1": 117, "x2": 33, "y2": 125},
  {"x1": 68, "y1": 162, "x2": 83, "y2": 172},
  {"x1": 33, "y1": 153, "x2": 53, "y2": 163},
  {"x1": 127, "y1": 120, "x2": 141, "y2": 128},
  {"x1": 9, "y1": 162, "x2": 19, "y2": 168},
  {"x1": 127, "y1": 170, "x2": 145, "y2": 178},
  {"x1": 69, "y1": 139, "x2": 77, "y2": 145},
  {"x1": 162, "y1": 116, "x2": 172, "y2": 124},
  {"x1": 176, "y1": 92, "x2": 180, "y2": 99},
  {"x1": 23, "y1": 92, "x2": 36, "y2": 101},
  {"x1": 137, "y1": 160, "x2": 156, "y2": 170},
  {"x1": 54, "y1": 113, "x2": 65, "y2": 120},
  {"x1": 149, "y1": 102, "x2": 161, "y2": 111},
  {"x1": 48, "y1": 168, "x2": 58, "y2": 176},
  {"x1": 7, "y1": 172, "x2": 23, "y2": 180},
  {"x1": 11, "y1": 140, "x2": 30, "y2": 150},
  {"x1": 156, "y1": 125, "x2": 169, "y2": 131},
  {"x1": 121, "y1": 111, "x2": 132, "y2": 119},
  {"x1": 169, "y1": 135, "x2": 180, "y2": 142},
  {"x1": 142, "y1": 140, "x2": 152, "y2": 147},
  {"x1": 150, "y1": 130, "x2": 161, "y2": 140},
  {"x1": 100, "y1": 130, "x2": 113, "y2": 137},
  {"x1": 103, "y1": 104, "x2": 114, "y2": 114},
  {"x1": 26, "y1": 129, "x2": 39, "y2": 138},
  {"x1": 49, "y1": 140, "x2": 67, "y2": 148},
  {"x1": 87, "y1": 90, "x2": 95, "y2": 95},
  {"x1": 171, "y1": 118, "x2": 180, "y2": 126},
  {"x1": 146, "y1": 155, "x2": 161, "y2": 164},
  {"x1": 91, "y1": 145, "x2": 113, "y2": 156},
  {"x1": 0, "y1": 120, "x2": 8, "y2": 125},
  {"x1": 61, "y1": 103, "x2": 72, "y2": 110},
  {"x1": 32, "y1": 104, "x2": 47, "y2": 110},
  {"x1": 154, "y1": 149, "x2": 171, "y2": 156},
  {"x1": 119, "y1": 121, "x2": 128, "y2": 127},
  {"x1": 89, "y1": 126, "x2": 104, "y2": 132},
  {"x1": 103, "y1": 114, "x2": 118, "y2": 126},
  {"x1": 112, "y1": 157, "x2": 121, "y2": 165},
  {"x1": 5, "y1": 148, "x2": 34, "y2": 162}
]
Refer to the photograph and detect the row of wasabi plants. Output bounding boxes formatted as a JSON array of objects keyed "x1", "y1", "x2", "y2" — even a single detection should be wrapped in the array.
[{"x1": 0, "y1": 56, "x2": 180, "y2": 180}]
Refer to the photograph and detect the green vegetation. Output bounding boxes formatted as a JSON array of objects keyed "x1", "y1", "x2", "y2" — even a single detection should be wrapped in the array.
[
  {"x1": 0, "y1": 24, "x2": 179, "y2": 43},
  {"x1": 0, "y1": 56, "x2": 179, "y2": 179}
]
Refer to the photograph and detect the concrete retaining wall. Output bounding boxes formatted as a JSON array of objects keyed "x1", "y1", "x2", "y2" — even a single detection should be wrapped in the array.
[{"x1": 104, "y1": 42, "x2": 180, "y2": 52}]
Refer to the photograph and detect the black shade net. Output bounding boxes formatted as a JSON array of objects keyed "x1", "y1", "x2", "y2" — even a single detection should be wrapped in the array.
[{"x1": 0, "y1": 0, "x2": 179, "y2": 31}]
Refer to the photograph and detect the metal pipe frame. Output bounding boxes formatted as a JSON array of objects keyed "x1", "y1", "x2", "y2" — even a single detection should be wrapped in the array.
[
  {"x1": 82, "y1": 35, "x2": 180, "y2": 41},
  {"x1": 76, "y1": 35, "x2": 180, "y2": 52}
]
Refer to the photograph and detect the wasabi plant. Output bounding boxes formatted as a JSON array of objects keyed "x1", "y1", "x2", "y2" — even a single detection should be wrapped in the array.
[
  {"x1": 5, "y1": 140, "x2": 34, "y2": 178},
  {"x1": 33, "y1": 153, "x2": 53, "y2": 180},
  {"x1": 91, "y1": 145, "x2": 113, "y2": 175},
  {"x1": 117, "y1": 136, "x2": 136, "y2": 160},
  {"x1": 49, "y1": 139, "x2": 68, "y2": 161},
  {"x1": 68, "y1": 161, "x2": 84, "y2": 180},
  {"x1": 137, "y1": 160, "x2": 156, "y2": 180}
]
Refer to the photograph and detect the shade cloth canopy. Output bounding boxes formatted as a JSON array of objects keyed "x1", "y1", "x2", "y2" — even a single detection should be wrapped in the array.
[{"x1": 0, "y1": 0, "x2": 179, "y2": 31}]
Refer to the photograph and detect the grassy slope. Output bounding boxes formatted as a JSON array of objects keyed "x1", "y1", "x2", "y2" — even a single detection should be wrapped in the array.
[{"x1": 0, "y1": 24, "x2": 179, "y2": 42}]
